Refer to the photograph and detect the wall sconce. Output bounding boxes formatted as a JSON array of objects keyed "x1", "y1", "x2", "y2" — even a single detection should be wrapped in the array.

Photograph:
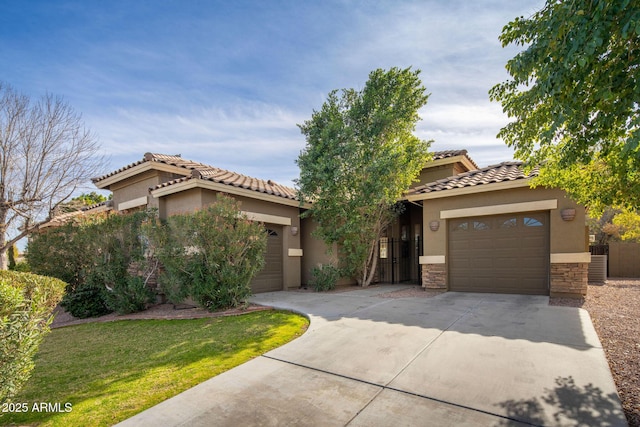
[
  {"x1": 290, "y1": 226, "x2": 298, "y2": 236},
  {"x1": 429, "y1": 220, "x2": 440, "y2": 232},
  {"x1": 560, "y1": 208, "x2": 576, "y2": 221}
]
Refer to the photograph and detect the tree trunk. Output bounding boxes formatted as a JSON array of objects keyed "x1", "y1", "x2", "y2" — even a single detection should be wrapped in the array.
[
  {"x1": 0, "y1": 209, "x2": 7, "y2": 270},
  {"x1": 362, "y1": 237, "x2": 379, "y2": 287},
  {"x1": 363, "y1": 250, "x2": 379, "y2": 287}
]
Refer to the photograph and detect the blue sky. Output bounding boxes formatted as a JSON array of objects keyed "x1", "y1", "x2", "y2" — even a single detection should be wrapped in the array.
[{"x1": 2, "y1": 0, "x2": 543, "y2": 188}]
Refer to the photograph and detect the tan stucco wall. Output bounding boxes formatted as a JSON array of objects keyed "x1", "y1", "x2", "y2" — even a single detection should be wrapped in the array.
[
  {"x1": 110, "y1": 170, "x2": 183, "y2": 212},
  {"x1": 422, "y1": 186, "x2": 587, "y2": 257},
  {"x1": 416, "y1": 164, "x2": 457, "y2": 187},
  {"x1": 160, "y1": 188, "x2": 204, "y2": 217},
  {"x1": 300, "y1": 216, "x2": 357, "y2": 287}
]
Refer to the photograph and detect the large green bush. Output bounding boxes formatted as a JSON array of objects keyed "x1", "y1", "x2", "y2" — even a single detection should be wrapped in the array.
[
  {"x1": 146, "y1": 195, "x2": 267, "y2": 311},
  {"x1": 86, "y1": 212, "x2": 156, "y2": 315},
  {"x1": 28, "y1": 211, "x2": 156, "y2": 318},
  {"x1": 0, "y1": 271, "x2": 66, "y2": 403},
  {"x1": 27, "y1": 215, "x2": 103, "y2": 291},
  {"x1": 59, "y1": 282, "x2": 111, "y2": 318}
]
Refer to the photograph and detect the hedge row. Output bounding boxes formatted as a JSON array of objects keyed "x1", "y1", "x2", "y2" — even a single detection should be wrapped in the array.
[
  {"x1": 27, "y1": 195, "x2": 268, "y2": 316},
  {"x1": 0, "y1": 271, "x2": 66, "y2": 403}
]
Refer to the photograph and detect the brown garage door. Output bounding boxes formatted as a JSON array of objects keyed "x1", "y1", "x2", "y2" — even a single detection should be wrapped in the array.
[
  {"x1": 448, "y1": 212, "x2": 549, "y2": 295},
  {"x1": 250, "y1": 227, "x2": 283, "y2": 293}
]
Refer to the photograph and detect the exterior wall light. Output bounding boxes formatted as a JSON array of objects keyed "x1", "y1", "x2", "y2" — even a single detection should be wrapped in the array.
[
  {"x1": 560, "y1": 208, "x2": 576, "y2": 221},
  {"x1": 429, "y1": 220, "x2": 440, "y2": 231},
  {"x1": 290, "y1": 226, "x2": 298, "y2": 236}
]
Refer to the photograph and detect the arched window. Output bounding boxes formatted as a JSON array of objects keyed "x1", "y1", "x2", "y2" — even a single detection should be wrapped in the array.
[
  {"x1": 524, "y1": 217, "x2": 543, "y2": 227},
  {"x1": 499, "y1": 218, "x2": 517, "y2": 228},
  {"x1": 473, "y1": 221, "x2": 490, "y2": 231}
]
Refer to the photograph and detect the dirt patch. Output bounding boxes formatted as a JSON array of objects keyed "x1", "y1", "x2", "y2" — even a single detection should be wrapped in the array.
[
  {"x1": 50, "y1": 303, "x2": 272, "y2": 329},
  {"x1": 551, "y1": 279, "x2": 640, "y2": 427}
]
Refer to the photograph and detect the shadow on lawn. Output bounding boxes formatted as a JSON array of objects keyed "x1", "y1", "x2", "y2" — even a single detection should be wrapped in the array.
[{"x1": 495, "y1": 376, "x2": 627, "y2": 427}]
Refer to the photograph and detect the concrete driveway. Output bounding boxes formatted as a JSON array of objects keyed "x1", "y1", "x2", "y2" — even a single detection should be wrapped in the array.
[{"x1": 117, "y1": 286, "x2": 627, "y2": 427}]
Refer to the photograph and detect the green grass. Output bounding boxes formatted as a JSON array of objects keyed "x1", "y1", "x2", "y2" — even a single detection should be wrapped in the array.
[{"x1": 0, "y1": 310, "x2": 308, "y2": 427}]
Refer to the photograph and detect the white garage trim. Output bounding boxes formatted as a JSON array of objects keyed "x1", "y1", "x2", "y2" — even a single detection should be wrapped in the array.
[
  {"x1": 240, "y1": 211, "x2": 292, "y2": 226},
  {"x1": 419, "y1": 255, "x2": 446, "y2": 264},
  {"x1": 118, "y1": 196, "x2": 148, "y2": 211},
  {"x1": 550, "y1": 253, "x2": 591, "y2": 263},
  {"x1": 440, "y1": 199, "x2": 558, "y2": 219}
]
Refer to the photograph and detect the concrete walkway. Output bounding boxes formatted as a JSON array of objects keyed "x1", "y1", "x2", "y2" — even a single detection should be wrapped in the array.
[{"x1": 116, "y1": 286, "x2": 627, "y2": 427}]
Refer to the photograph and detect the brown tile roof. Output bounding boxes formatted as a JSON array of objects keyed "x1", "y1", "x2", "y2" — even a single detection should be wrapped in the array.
[
  {"x1": 430, "y1": 149, "x2": 479, "y2": 170},
  {"x1": 92, "y1": 153, "x2": 209, "y2": 183},
  {"x1": 410, "y1": 161, "x2": 538, "y2": 194},
  {"x1": 40, "y1": 201, "x2": 113, "y2": 229},
  {"x1": 431, "y1": 149, "x2": 468, "y2": 160},
  {"x1": 154, "y1": 167, "x2": 298, "y2": 201},
  {"x1": 97, "y1": 152, "x2": 298, "y2": 201}
]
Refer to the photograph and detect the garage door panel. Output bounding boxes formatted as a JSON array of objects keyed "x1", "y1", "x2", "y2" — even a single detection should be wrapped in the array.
[
  {"x1": 449, "y1": 212, "x2": 549, "y2": 295},
  {"x1": 250, "y1": 227, "x2": 283, "y2": 293}
]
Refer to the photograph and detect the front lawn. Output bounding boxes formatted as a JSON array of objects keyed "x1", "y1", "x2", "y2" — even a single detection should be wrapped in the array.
[{"x1": 0, "y1": 310, "x2": 308, "y2": 427}]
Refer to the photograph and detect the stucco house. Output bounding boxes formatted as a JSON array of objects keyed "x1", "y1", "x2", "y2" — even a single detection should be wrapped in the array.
[{"x1": 91, "y1": 150, "x2": 589, "y2": 298}]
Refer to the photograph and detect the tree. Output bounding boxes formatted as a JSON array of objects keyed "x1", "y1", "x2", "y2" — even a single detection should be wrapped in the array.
[
  {"x1": 296, "y1": 67, "x2": 431, "y2": 287},
  {"x1": 489, "y1": 0, "x2": 640, "y2": 214},
  {"x1": 0, "y1": 82, "x2": 104, "y2": 269},
  {"x1": 613, "y1": 210, "x2": 640, "y2": 241}
]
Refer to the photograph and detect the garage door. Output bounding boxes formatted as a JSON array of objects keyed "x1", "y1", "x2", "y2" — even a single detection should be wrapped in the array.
[
  {"x1": 448, "y1": 212, "x2": 549, "y2": 295},
  {"x1": 250, "y1": 227, "x2": 283, "y2": 293}
]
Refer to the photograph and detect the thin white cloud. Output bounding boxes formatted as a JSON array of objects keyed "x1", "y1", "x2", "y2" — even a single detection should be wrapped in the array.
[
  {"x1": 3, "y1": 0, "x2": 546, "y2": 188},
  {"x1": 88, "y1": 100, "x2": 307, "y2": 187}
]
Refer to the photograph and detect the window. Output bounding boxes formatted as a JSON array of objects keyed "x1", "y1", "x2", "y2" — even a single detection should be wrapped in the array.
[
  {"x1": 499, "y1": 218, "x2": 517, "y2": 228},
  {"x1": 379, "y1": 237, "x2": 388, "y2": 259},
  {"x1": 452, "y1": 222, "x2": 468, "y2": 232},
  {"x1": 473, "y1": 221, "x2": 490, "y2": 231},
  {"x1": 524, "y1": 217, "x2": 543, "y2": 227}
]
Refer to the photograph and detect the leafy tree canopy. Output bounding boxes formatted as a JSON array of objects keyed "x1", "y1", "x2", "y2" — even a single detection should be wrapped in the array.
[
  {"x1": 490, "y1": 0, "x2": 640, "y2": 214},
  {"x1": 296, "y1": 67, "x2": 431, "y2": 286}
]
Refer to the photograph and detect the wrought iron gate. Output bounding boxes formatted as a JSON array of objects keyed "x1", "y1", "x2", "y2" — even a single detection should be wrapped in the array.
[{"x1": 377, "y1": 237, "x2": 422, "y2": 284}]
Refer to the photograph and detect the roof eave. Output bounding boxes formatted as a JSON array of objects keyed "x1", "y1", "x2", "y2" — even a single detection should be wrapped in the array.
[
  {"x1": 93, "y1": 162, "x2": 191, "y2": 189},
  {"x1": 150, "y1": 178, "x2": 310, "y2": 209},
  {"x1": 425, "y1": 154, "x2": 478, "y2": 172},
  {"x1": 406, "y1": 178, "x2": 533, "y2": 202}
]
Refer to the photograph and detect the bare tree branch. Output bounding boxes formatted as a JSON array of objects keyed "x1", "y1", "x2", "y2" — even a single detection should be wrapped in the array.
[{"x1": 0, "y1": 82, "x2": 107, "y2": 269}]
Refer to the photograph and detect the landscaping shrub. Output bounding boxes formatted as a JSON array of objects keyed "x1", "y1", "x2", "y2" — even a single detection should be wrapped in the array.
[
  {"x1": 90, "y1": 212, "x2": 156, "y2": 314},
  {"x1": 102, "y1": 276, "x2": 155, "y2": 315},
  {"x1": 0, "y1": 271, "x2": 66, "y2": 403},
  {"x1": 28, "y1": 215, "x2": 103, "y2": 290},
  {"x1": 146, "y1": 195, "x2": 267, "y2": 311},
  {"x1": 310, "y1": 263, "x2": 340, "y2": 292},
  {"x1": 28, "y1": 211, "x2": 157, "y2": 318},
  {"x1": 10, "y1": 262, "x2": 30, "y2": 273},
  {"x1": 60, "y1": 282, "x2": 111, "y2": 318}
]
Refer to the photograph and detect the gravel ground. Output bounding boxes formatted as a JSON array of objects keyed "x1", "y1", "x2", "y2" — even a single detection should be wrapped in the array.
[{"x1": 551, "y1": 279, "x2": 640, "y2": 427}]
